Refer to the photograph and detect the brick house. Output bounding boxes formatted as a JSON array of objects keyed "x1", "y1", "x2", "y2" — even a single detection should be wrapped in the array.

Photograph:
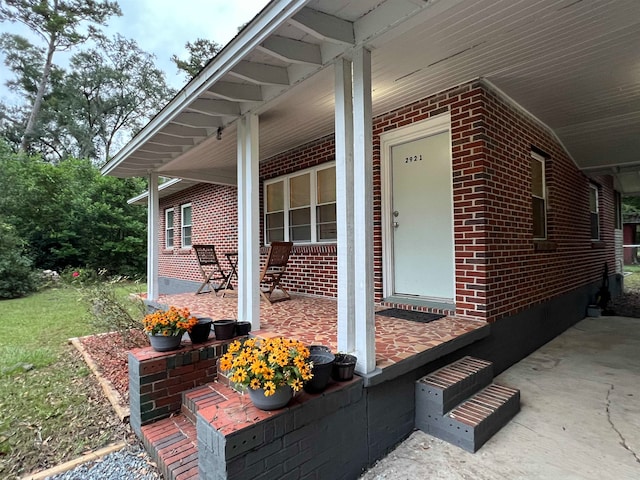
[
  {"x1": 106, "y1": 0, "x2": 640, "y2": 375},
  {"x1": 104, "y1": 2, "x2": 640, "y2": 476}
]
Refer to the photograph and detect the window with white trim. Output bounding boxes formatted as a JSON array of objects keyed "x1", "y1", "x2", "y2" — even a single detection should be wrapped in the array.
[
  {"x1": 181, "y1": 203, "x2": 192, "y2": 248},
  {"x1": 165, "y1": 208, "x2": 174, "y2": 248},
  {"x1": 264, "y1": 164, "x2": 336, "y2": 244},
  {"x1": 589, "y1": 184, "x2": 599, "y2": 240},
  {"x1": 531, "y1": 152, "x2": 547, "y2": 239}
]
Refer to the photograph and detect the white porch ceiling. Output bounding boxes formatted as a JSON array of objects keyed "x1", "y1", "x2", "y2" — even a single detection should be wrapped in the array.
[{"x1": 102, "y1": 0, "x2": 640, "y2": 194}]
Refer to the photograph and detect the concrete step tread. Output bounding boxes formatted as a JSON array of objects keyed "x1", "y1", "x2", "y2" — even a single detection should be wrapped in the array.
[
  {"x1": 140, "y1": 413, "x2": 199, "y2": 480},
  {"x1": 449, "y1": 383, "x2": 520, "y2": 427}
]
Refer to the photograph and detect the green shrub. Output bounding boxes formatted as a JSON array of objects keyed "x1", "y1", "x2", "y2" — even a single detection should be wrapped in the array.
[{"x1": 0, "y1": 223, "x2": 38, "y2": 299}]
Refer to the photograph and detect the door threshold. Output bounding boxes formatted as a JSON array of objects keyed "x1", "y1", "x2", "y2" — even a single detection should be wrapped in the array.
[{"x1": 382, "y1": 295, "x2": 455, "y2": 312}]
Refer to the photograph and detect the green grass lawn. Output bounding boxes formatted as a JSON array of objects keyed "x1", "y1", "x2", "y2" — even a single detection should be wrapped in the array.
[
  {"x1": 624, "y1": 265, "x2": 640, "y2": 291},
  {"x1": 0, "y1": 283, "x2": 144, "y2": 479}
]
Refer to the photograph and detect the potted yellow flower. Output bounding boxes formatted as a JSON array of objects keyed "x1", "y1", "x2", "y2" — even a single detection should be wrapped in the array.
[
  {"x1": 142, "y1": 306, "x2": 198, "y2": 352},
  {"x1": 219, "y1": 337, "x2": 313, "y2": 410}
]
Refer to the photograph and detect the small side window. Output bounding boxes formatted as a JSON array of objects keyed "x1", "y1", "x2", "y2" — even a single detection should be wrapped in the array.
[
  {"x1": 531, "y1": 152, "x2": 546, "y2": 240},
  {"x1": 181, "y1": 203, "x2": 192, "y2": 248},
  {"x1": 165, "y1": 208, "x2": 174, "y2": 248}
]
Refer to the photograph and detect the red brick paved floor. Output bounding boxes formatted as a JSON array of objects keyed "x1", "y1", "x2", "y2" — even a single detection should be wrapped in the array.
[{"x1": 158, "y1": 292, "x2": 486, "y2": 369}]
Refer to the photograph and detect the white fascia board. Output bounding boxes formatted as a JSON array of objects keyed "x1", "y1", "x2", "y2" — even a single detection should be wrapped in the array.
[
  {"x1": 102, "y1": 0, "x2": 311, "y2": 177},
  {"x1": 127, "y1": 178, "x2": 183, "y2": 205}
]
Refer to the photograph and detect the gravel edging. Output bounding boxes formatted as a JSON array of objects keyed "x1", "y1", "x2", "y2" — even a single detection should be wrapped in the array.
[{"x1": 42, "y1": 443, "x2": 160, "y2": 480}]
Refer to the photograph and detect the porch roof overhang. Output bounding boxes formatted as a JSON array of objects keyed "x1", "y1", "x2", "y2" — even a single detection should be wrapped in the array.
[{"x1": 102, "y1": 0, "x2": 640, "y2": 194}]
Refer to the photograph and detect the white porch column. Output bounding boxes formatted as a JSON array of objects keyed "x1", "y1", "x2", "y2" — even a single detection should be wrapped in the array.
[
  {"x1": 237, "y1": 114, "x2": 261, "y2": 328},
  {"x1": 335, "y1": 58, "x2": 356, "y2": 354},
  {"x1": 352, "y1": 47, "x2": 376, "y2": 374},
  {"x1": 147, "y1": 172, "x2": 159, "y2": 302}
]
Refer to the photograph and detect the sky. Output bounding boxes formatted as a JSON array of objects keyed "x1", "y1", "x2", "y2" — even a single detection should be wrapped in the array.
[{"x1": 0, "y1": 0, "x2": 270, "y2": 102}]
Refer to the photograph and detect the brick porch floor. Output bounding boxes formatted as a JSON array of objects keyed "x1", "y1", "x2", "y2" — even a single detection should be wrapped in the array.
[{"x1": 156, "y1": 292, "x2": 487, "y2": 370}]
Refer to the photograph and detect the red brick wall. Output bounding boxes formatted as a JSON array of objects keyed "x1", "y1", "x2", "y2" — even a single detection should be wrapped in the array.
[
  {"x1": 159, "y1": 183, "x2": 237, "y2": 283},
  {"x1": 158, "y1": 81, "x2": 616, "y2": 322}
]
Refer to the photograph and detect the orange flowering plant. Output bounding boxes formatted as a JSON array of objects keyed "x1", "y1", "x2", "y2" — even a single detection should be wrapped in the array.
[
  {"x1": 142, "y1": 306, "x2": 198, "y2": 337},
  {"x1": 219, "y1": 337, "x2": 313, "y2": 396}
]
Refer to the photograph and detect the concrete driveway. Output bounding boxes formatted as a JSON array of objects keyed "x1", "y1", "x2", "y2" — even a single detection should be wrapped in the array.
[{"x1": 360, "y1": 316, "x2": 640, "y2": 480}]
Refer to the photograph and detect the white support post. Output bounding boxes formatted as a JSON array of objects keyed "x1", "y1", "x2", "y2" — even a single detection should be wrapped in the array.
[
  {"x1": 147, "y1": 172, "x2": 159, "y2": 302},
  {"x1": 335, "y1": 58, "x2": 356, "y2": 354},
  {"x1": 352, "y1": 47, "x2": 376, "y2": 374},
  {"x1": 237, "y1": 114, "x2": 261, "y2": 328}
]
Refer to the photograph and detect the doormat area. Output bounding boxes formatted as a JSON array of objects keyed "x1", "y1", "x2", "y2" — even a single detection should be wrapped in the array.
[{"x1": 376, "y1": 308, "x2": 445, "y2": 324}]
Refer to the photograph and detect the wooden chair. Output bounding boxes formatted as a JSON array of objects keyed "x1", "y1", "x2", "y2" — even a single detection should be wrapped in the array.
[
  {"x1": 193, "y1": 245, "x2": 228, "y2": 295},
  {"x1": 259, "y1": 241, "x2": 293, "y2": 304}
]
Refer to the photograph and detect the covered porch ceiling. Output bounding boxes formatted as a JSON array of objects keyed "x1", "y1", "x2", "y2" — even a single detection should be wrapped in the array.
[{"x1": 102, "y1": 0, "x2": 640, "y2": 194}]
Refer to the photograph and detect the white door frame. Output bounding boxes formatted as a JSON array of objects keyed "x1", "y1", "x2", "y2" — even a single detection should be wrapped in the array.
[{"x1": 380, "y1": 112, "x2": 453, "y2": 300}]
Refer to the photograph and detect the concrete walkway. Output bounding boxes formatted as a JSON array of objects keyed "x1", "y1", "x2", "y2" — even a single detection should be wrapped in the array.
[{"x1": 360, "y1": 316, "x2": 640, "y2": 480}]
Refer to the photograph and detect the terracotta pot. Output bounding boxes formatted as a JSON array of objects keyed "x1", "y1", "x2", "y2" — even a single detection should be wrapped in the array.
[{"x1": 213, "y1": 319, "x2": 236, "y2": 340}]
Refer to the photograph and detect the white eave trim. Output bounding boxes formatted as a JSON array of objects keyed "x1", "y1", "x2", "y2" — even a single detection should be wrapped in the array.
[
  {"x1": 101, "y1": 0, "x2": 310, "y2": 177},
  {"x1": 127, "y1": 178, "x2": 185, "y2": 205}
]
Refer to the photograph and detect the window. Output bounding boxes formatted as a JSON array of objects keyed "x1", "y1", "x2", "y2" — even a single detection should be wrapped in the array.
[
  {"x1": 181, "y1": 203, "x2": 192, "y2": 248},
  {"x1": 264, "y1": 164, "x2": 336, "y2": 244},
  {"x1": 589, "y1": 184, "x2": 599, "y2": 240},
  {"x1": 165, "y1": 208, "x2": 174, "y2": 248},
  {"x1": 531, "y1": 152, "x2": 546, "y2": 239}
]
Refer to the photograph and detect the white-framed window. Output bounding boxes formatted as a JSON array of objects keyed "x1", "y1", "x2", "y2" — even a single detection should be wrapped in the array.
[
  {"x1": 165, "y1": 208, "x2": 174, "y2": 248},
  {"x1": 181, "y1": 203, "x2": 192, "y2": 248},
  {"x1": 531, "y1": 152, "x2": 547, "y2": 240},
  {"x1": 589, "y1": 184, "x2": 599, "y2": 240},
  {"x1": 264, "y1": 163, "x2": 336, "y2": 244}
]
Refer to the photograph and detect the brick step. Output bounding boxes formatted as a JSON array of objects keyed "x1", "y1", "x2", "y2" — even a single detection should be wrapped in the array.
[
  {"x1": 416, "y1": 356, "x2": 494, "y2": 414},
  {"x1": 416, "y1": 383, "x2": 520, "y2": 453},
  {"x1": 140, "y1": 413, "x2": 199, "y2": 480},
  {"x1": 182, "y1": 382, "x2": 231, "y2": 424}
]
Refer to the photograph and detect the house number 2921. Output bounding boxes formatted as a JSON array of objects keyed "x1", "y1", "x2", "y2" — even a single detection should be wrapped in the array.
[{"x1": 405, "y1": 154, "x2": 423, "y2": 163}]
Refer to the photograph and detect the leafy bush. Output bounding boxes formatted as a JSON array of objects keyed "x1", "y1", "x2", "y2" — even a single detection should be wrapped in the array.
[{"x1": 0, "y1": 223, "x2": 38, "y2": 299}]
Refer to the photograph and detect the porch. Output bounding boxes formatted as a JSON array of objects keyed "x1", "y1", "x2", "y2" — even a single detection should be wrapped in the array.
[
  {"x1": 154, "y1": 291, "x2": 489, "y2": 385},
  {"x1": 130, "y1": 293, "x2": 492, "y2": 479}
]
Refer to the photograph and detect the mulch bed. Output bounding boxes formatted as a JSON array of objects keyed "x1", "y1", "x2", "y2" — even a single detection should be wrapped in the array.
[{"x1": 78, "y1": 330, "x2": 149, "y2": 405}]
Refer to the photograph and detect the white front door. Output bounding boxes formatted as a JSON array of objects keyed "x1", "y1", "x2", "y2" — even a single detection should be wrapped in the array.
[{"x1": 390, "y1": 130, "x2": 454, "y2": 301}]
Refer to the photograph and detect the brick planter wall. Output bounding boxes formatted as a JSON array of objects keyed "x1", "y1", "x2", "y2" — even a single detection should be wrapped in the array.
[
  {"x1": 196, "y1": 379, "x2": 367, "y2": 480},
  {"x1": 128, "y1": 339, "x2": 230, "y2": 437}
]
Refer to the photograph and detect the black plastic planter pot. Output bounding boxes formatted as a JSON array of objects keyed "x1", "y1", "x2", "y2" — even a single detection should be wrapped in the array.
[
  {"x1": 188, "y1": 317, "x2": 212, "y2": 343},
  {"x1": 304, "y1": 351, "x2": 335, "y2": 393},
  {"x1": 213, "y1": 320, "x2": 236, "y2": 340},
  {"x1": 332, "y1": 354, "x2": 357, "y2": 381},
  {"x1": 235, "y1": 321, "x2": 251, "y2": 336}
]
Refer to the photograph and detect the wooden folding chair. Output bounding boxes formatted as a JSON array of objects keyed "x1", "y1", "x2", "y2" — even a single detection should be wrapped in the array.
[
  {"x1": 259, "y1": 241, "x2": 293, "y2": 304},
  {"x1": 193, "y1": 245, "x2": 228, "y2": 295}
]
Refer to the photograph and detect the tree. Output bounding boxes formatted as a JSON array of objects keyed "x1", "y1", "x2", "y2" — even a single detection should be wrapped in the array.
[
  {"x1": 62, "y1": 35, "x2": 175, "y2": 162},
  {"x1": 0, "y1": 222, "x2": 38, "y2": 299},
  {"x1": 0, "y1": 33, "x2": 174, "y2": 164},
  {"x1": 0, "y1": 142, "x2": 147, "y2": 277},
  {"x1": 0, "y1": 0, "x2": 121, "y2": 152},
  {"x1": 171, "y1": 38, "x2": 222, "y2": 80}
]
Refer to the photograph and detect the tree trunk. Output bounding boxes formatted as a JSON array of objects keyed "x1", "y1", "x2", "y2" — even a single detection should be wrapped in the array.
[{"x1": 20, "y1": 33, "x2": 57, "y2": 152}]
